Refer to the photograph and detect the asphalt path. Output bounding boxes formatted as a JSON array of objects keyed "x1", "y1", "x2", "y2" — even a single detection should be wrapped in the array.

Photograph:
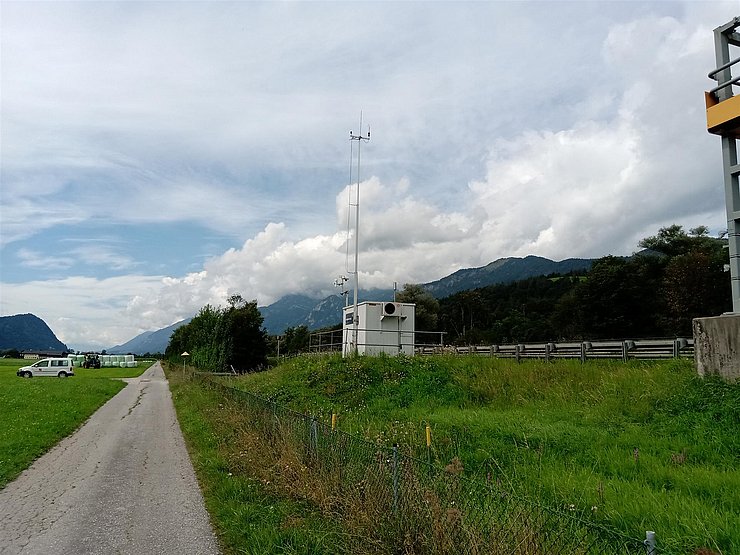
[{"x1": 0, "y1": 362, "x2": 220, "y2": 554}]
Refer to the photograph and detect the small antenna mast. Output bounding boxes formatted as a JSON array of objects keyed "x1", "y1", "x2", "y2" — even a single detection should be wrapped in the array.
[{"x1": 348, "y1": 112, "x2": 370, "y2": 354}]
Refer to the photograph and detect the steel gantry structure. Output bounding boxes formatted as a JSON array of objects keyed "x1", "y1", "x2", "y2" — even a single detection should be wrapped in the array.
[{"x1": 706, "y1": 16, "x2": 740, "y2": 313}]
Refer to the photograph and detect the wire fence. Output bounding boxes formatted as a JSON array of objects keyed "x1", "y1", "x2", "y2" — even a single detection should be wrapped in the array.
[{"x1": 197, "y1": 374, "x2": 658, "y2": 555}]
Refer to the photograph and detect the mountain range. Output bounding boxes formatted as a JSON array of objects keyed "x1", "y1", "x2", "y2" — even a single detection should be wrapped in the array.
[
  {"x1": 0, "y1": 255, "x2": 595, "y2": 354},
  {"x1": 0, "y1": 313, "x2": 70, "y2": 352},
  {"x1": 422, "y1": 255, "x2": 593, "y2": 298},
  {"x1": 260, "y1": 255, "x2": 593, "y2": 334},
  {"x1": 107, "y1": 318, "x2": 193, "y2": 354}
]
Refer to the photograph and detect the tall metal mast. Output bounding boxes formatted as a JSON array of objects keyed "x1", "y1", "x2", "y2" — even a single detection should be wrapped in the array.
[
  {"x1": 706, "y1": 16, "x2": 740, "y2": 312},
  {"x1": 349, "y1": 114, "x2": 370, "y2": 354}
]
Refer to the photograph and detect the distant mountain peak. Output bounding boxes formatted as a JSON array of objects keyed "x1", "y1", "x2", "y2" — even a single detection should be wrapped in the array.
[
  {"x1": 108, "y1": 254, "x2": 596, "y2": 346},
  {"x1": 422, "y1": 255, "x2": 592, "y2": 299},
  {"x1": 258, "y1": 255, "x2": 594, "y2": 334},
  {"x1": 0, "y1": 313, "x2": 70, "y2": 351},
  {"x1": 107, "y1": 318, "x2": 191, "y2": 355}
]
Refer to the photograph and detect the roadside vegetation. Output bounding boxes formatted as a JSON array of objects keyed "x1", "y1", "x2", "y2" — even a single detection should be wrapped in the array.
[
  {"x1": 166, "y1": 294, "x2": 268, "y2": 373},
  {"x1": 0, "y1": 358, "x2": 148, "y2": 488},
  {"x1": 166, "y1": 364, "x2": 347, "y2": 555},
  {"x1": 438, "y1": 225, "x2": 731, "y2": 344},
  {"x1": 169, "y1": 354, "x2": 739, "y2": 554}
]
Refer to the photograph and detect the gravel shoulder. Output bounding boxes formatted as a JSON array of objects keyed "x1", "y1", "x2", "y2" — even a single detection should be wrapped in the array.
[{"x1": 0, "y1": 362, "x2": 220, "y2": 555}]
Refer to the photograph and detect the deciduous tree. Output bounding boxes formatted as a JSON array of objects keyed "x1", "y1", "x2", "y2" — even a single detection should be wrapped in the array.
[{"x1": 396, "y1": 283, "x2": 440, "y2": 331}]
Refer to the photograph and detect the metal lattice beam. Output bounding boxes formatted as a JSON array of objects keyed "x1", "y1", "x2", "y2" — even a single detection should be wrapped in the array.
[{"x1": 708, "y1": 17, "x2": 740, "y2": 313}]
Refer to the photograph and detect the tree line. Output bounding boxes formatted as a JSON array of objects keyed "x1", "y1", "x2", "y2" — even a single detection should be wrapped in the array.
[
  {"x1": 435, "y1": 225, "x2": 731, "y2": 345},
  {"x1": 265, "y1": 225, "x2": 732, "y2": 352},
  {"x1": 166, "y1": 294, "x2": 268, "y2": 372},
  {"x1": 167, "y1": 225, "x2": 732, "y2": 365}
]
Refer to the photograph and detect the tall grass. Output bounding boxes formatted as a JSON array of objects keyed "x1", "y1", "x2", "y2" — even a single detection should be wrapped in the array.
[
  {"x1": 226, "y1": 355, "x2": 739, "y2": 554},
  {"x1": 166, "y1": 366, "x2": 348, "y2": 554}
]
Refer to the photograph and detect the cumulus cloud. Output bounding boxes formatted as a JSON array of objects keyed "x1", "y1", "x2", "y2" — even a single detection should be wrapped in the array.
[
  {"x1": 120, "y1": 176, "x2": 482, "y2": 327},
  {"x1": 0, "y1": 2, "x2": 649, "y2": 247},
  {"x1": 2, "y1": 2, "x2": 737, "y2": 350},
  {"x1": 117, "y1": 8, "x2": 730, "y2": 333},
  {"x1": 1, "y1": 275, "x2": 165, "y2": 350},
  {"x1": 467, "y1": 12, "x2": 726, "y2": 261}
]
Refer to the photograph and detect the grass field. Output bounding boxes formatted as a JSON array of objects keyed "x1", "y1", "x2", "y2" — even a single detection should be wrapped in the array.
[
  {"x1": 0, "y1": 358, "x2": 149, "y2": 488},
  {"x1": 197, "y1": 355, "x2": 739, "y2": 555},
  {"x1": 167, "y1": 367, "x2": 347, "y2": 555}
]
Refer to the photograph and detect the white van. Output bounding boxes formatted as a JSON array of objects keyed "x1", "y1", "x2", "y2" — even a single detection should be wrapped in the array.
[{"x1": 17, "y1": 358, "x2": 75, "y2": 378}]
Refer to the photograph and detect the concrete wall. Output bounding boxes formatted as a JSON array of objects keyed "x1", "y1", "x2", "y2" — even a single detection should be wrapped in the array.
[{"x1": 693, "y1": 314, "x2": 740, "y2": 381}]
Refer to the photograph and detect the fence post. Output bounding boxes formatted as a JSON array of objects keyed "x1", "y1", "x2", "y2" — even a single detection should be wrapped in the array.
[
  {"x1": 545, "y1": 342, "x2": 551, "y2": 362},
  {"x1": 622, "y1": 341, "x2": 629, "y2": 363},
  {"x1": 392, "y1": 444, "x2": 399, "y2": 515},
  {"x1": 310, "y1": 417, "x2": 318, "y2": 462},
  {"x1": 515, "y1": 344, "x2": 521, "y2": 364},
  {"x1": 270, "y1": 400, "x2": 279, "y2": 437},
  {"x1": 426, "y1": 425, "x2": 432, "y2": 466},
  {"x1": 644, "y1": 531, "x2": 656, "y2": 554},
  {"x1": 673, "y1": 338, "x2": 688, "y2": 358}
]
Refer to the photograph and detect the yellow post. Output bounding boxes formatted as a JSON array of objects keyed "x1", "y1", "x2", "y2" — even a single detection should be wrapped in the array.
[
  {"x1": 331, "y1": 413, "x2": 337, "y2": 432},
  {"x1": 425, "y1": 424, "x2": 432, "y2": 466}
]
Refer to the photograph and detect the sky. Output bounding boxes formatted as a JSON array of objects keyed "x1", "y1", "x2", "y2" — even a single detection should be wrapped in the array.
[{"x1": 0, "y1": 0, "x2": 737, "y2": 351}]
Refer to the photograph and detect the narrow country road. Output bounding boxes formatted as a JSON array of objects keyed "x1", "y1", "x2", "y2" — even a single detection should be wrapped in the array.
[{"x1": 0, "y1": 362, "x2": 220, "y2": 555}]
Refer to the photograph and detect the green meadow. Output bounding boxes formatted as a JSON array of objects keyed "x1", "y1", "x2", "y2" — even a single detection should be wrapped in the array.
[
  {"x1": 171, "y1": 355, "x2": 739, "y2": 554},
  {"x1": 0, "y1": 358, "x2": 147, "y2": 488}
]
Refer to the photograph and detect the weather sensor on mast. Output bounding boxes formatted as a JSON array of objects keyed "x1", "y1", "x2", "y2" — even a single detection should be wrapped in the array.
[
  {"x1": 346, "y1": 113, "x2": 370, "y2": 355},
  {"x1": 340, "y1": 117, "x2": 416, "y2": 357},
  {"x1": 334, "y1": 275, "x2": 350, "y2": 307}
]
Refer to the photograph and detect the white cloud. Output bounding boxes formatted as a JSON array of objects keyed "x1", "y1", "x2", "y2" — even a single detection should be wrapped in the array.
[
  {"x1": 113, "y1": 8, "x2": 732, "y2": 334},
  {"x1": 17, "y1": 249, "x2": 75, "y2": 271},
  {"x1": 0, "y1": 1, "x2": 647, "y2": 246},
  {"x1": 2, "y1": 2, "x2": 738, "y2": 350},
  {"x1": 16, "y1": 244, "x2": 137, "y2": 272},
  {"x1": 68, "y1": 245, "x2": 138, "y2": 271},
  {"x1": 0, "y1": 275, "x2": 165, "y2": 350}
]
